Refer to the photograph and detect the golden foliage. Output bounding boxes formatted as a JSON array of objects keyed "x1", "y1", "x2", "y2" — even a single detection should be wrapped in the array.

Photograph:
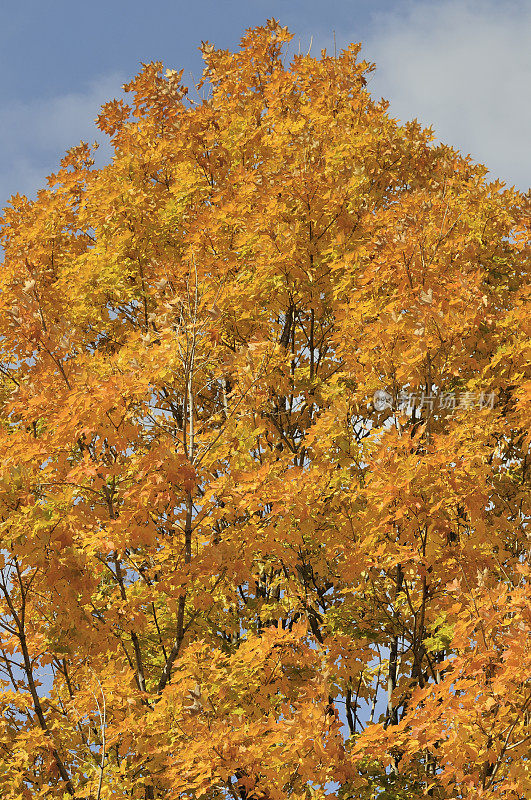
[{"x1": 0, "y1": 19, "x2": 529, "y2": 800}]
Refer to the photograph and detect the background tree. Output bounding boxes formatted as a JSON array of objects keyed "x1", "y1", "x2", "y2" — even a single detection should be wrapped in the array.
[{"x1": 0, "y1": 19, "x2": 529, "y2": 800}]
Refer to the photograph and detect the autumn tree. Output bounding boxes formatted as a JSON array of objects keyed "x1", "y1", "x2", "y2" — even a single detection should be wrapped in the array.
[{"x1": 0, "y1": 19, "x2": 529, "y2": 800}]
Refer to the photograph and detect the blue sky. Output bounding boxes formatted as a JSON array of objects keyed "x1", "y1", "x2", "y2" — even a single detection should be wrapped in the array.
[{"x1": 1, "y1": 0, "x2": 530, "y2": 209}]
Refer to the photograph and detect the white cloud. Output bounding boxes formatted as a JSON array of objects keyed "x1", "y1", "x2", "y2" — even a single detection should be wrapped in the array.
[
  {"x1": 361, "y1": 0, "x2": 531, "y2": 191},
  {"x1": 0, "y1": 72, "x2": 125, "y2": 207}
]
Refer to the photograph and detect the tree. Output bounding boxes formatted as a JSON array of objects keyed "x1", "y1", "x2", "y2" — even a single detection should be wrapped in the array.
[{"x1": 0, "y1": 18, "x2": 529, "y2": 800}]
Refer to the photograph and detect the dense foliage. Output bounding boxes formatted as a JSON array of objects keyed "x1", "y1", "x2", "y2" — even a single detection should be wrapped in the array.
[{"x1": 0, "y1": 20, "x2": 529, "y2": 800}]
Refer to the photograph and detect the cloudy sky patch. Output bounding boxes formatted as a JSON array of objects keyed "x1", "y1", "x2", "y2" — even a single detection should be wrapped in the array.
[
  {"x1": 362, "y1": 0, "x2": 531, "y2": 190},
  {"x1": 0, "y1": 72, "x2": 123, "y2": 203}
]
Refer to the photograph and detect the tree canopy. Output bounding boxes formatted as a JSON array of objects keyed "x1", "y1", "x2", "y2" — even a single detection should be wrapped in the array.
[{"x1": 0, "y1": 19, "x2": 529, "y2": 800}]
